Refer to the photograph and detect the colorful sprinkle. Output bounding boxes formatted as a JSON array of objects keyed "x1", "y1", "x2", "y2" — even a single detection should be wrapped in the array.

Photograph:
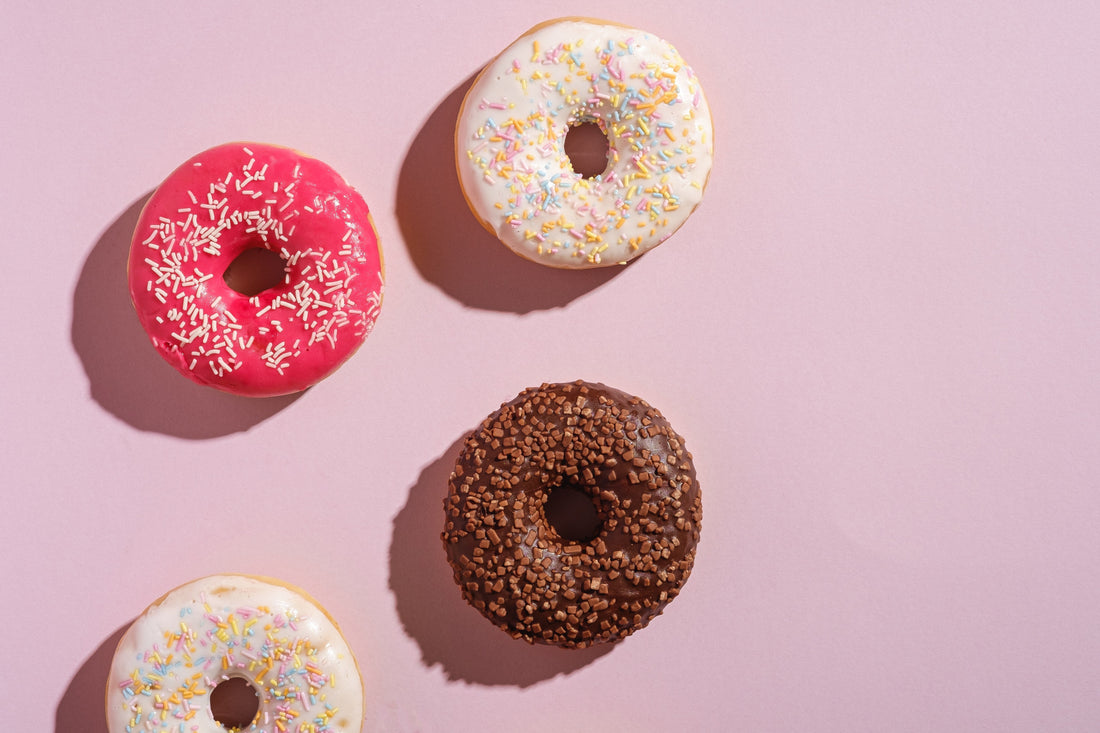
[
  {"x1": 109, "y1": 577, "x2": 360, "y2": 733},
  {"x1": 458, "y1": 20, "x2": 712, "y2": 268}
]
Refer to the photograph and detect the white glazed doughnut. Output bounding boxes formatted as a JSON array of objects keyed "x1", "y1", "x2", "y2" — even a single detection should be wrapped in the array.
[
  {"x1": 455, "y1": 17, "x2": 714, "y2": 268},
  {"x1": 105, "y1": 575, "x2": 363, "y2": 732}
]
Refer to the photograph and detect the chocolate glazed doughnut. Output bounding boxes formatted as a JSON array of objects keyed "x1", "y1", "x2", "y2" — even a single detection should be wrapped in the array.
[{"x1": 442, "y1": 380, "x2": 702, "y2": 648}]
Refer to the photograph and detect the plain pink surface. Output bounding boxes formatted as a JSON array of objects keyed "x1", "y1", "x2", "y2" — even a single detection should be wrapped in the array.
[{"x1": 2, "y1": 2, "x2": 1099, "y2": 731}]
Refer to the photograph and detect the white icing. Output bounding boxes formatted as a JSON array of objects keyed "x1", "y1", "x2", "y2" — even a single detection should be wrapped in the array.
[
  {"x1": 456, "y1": 18, "x2": 714, "y2": 268},
  {"x1": 106, "y1": 575, "x2": 363, "y2": 732}
]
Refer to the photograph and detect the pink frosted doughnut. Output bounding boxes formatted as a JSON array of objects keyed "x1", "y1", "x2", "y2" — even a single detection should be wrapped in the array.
[{"x1": 128, "y1": 142, "x2": 384, "y2": 397}]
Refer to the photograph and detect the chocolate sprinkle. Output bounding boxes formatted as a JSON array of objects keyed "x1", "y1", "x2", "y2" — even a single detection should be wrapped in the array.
[{"x1": 441, "y1": 381, "x2": 702, "y2": 648}]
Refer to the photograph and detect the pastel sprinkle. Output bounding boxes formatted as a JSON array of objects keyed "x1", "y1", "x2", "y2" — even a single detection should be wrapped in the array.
[{"x1": 458, "y1": 19, "x2": 713, "y2": 267}]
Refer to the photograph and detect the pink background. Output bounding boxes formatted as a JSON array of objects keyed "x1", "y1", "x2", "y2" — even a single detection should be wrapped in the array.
[{"x1": 3, "y1": 1, "x2": 1099, "y2": 731}]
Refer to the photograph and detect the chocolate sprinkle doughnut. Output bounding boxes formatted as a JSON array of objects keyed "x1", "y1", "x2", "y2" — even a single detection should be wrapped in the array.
[{"x1": 442, "y1": 380, "x2": 702, "y2": 648}]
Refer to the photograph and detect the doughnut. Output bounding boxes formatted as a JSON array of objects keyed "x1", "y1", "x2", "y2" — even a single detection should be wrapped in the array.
[
  {"x1": 128, "y1": 142, "x2": 384, "y2": 397},
  {"x1": 105, "y1": 574, "x2": 363, "y2": 732},
  {"x1": 455, "y1": 17, "x2": 714, "y2": 268},
  {"x1": 442, "y1": 380, "x2": 702, "y2": 648}
]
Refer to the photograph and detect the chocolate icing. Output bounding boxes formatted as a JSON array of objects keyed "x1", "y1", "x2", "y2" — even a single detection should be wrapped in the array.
[{"x1": 442, "y1": 380, "x2": 702, "y2": 648}]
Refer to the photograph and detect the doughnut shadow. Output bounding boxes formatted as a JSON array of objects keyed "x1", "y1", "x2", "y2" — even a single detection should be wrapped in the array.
[
  {"x1": 389, "y1": 435, "x2": 613, "y2": 687},
  {"x1": 55, "y1": 621, "x2": 128, "y2": 733},
  {"x1": 395, "y1": 73, "x2": 626, "y2": 314},
  {"x1": 71, "y1": 194, "x2": 300, "y2": 439}
]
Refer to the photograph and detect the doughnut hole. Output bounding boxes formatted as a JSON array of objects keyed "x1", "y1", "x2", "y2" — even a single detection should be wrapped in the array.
[
  {"x1": 564, "y1": 120, "x2": 611, "y2": 179},
  {"x1": 209, "y1": 676, "x2": 260, "y2": 730},
  {"x1": 543, "y1": 483, "x2": 603, "y2": 543},
  {"x1": 222, "y1": 246, "x2": 286, "y2": 297}
]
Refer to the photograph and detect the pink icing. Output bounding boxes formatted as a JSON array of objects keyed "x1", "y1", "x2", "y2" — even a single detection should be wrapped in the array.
[{"x1": 128, "y1": 142, "x2": 384, "y2": 397}]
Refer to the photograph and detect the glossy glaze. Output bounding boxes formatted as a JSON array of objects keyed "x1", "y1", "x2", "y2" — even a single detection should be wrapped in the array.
[
  {"x1": 106, "y1": 574, "x2": 363, "y2": 732},
  {"x1": 128, "y1": 143, "x2": 384, "y2": 396},
  {"x1": 456, "y1": 18, "x2": 714, "y2": 268}
]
